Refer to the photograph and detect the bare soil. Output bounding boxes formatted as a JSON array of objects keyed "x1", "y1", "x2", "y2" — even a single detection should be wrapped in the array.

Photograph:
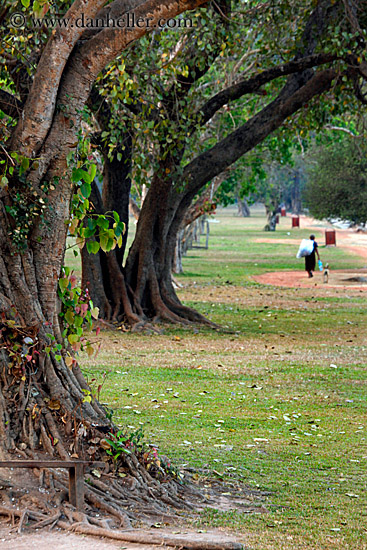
[
  {"x1": 0, "y1": 524, "x2": 243, "y2": 550},
  {"x1": 253, "y1": 268, "x2": 367, "y2": 289},
  {"x1": 253, "y1": 215, "x2": 367, "y2": 289}
]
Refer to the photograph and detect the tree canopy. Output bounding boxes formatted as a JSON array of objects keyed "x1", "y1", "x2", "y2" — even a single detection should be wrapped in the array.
[{"x1": 304, "y1": 138, "x2": 367, "y2": 225}]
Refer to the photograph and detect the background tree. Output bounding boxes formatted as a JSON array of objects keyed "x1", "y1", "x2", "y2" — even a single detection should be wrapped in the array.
[
  {"x1": 82, "y1": 0, "x2": 367, "y2": 324},
  {"x1": 212, "y1": 162, "x2": 255, "y2": 217},
  {"x1": 303, "y1": 138, "x2": 367, "y2": 225}
]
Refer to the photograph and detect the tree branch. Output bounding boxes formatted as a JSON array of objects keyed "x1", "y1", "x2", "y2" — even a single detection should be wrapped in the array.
[
  {"x1": 196, "y1": 52, "x2": 337, "y2": 126},
  {"x1": 10, "y1": 0, "x2": 111, "y2": 156},
  {"x1": 184, "y1": 68, "x2": 338, "y2": 197},
  {"x1": 21, "y1": 0, "x2": 209, "y2": 188},
  {"x1": 324, "y1": 125, "x2": 362, "y2": 138}
]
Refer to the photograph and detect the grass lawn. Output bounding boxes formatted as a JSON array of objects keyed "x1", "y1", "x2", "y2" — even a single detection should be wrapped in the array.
[{"x1": 73, "y1": 206, "x2": 367, "y2": 550}]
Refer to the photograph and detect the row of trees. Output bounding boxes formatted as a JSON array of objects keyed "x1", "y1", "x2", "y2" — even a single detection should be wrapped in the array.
[
  {"x1": 0, "y1": 0, "x2": 366, "y2": 493},
  {"x1": 79, "y1": 0, "x2": 367, "y2": 320}
]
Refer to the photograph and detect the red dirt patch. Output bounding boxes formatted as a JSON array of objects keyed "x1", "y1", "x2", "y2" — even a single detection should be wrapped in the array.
[{"x1": 253, "y1": 269, "x2": 367, "y2": 290}]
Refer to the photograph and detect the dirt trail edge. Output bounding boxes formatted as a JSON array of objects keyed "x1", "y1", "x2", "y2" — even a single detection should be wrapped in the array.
[{"x1": 253, "y1": 215, "x2": 367, "y2": 290}]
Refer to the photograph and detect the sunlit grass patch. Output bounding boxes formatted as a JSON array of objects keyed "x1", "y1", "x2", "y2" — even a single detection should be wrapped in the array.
[{"x1": 80, "y1": 207, "x2": 367, "y2": 550}]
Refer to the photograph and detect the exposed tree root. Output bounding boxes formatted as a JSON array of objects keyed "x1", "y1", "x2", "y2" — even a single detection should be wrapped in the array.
[
  {"x1": 0, "y1": 503, "x2": 243, "y2": 549},
  {"x1": 56, "y1": 520, "x2": 244, "y2": 549},
  {"x1": 0, "y1": 497, "x2": 244, "y2": 549},
  {"x1": 0, "y1": 318, "x2": 242, "y2": 548}
]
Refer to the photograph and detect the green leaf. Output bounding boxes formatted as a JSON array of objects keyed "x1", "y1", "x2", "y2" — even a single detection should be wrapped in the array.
[
  {"x1": 81, "y1": 172, "x2": 92, "y2": 184},
  {"x1": 68, "y1": 334, "x2": 79, "y2": 345},
  {"x1": 88, "y1": 164, "x2": 97, "y2": 181},
  {"x1": 87, "y1": 218, "x2": 98, "y2": 231},
  {"x1": 86, "y1": 240, "x2": 100, "y2": 254},
  {"x1": 114, "y1": 221, "x2": 125, "y2": 237},
  {"x1": 74, "y1": 315, "x2": 83, "y2": 327},
  {"x1": 59, "y1": 278, "x2": 69, "y2": 292},
  {"x1": 72, "y1": 168, "x2": 86, "y2": 183},
  {"x1": 97, "y1": 216, "x2": 109, "y2": 230},
  {"x1": 65, "y1": 310, "x2": 75, "y2": 325},
  {"x1": 80, "y1": 181, "x2": 91, "y2": 199},
  {"x1": 83, "y1": 227, "x2": 95, "y2": 239}
]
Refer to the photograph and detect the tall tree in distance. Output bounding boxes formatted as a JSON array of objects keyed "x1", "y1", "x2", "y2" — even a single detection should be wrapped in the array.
[{"x1": 304, "y1": 138, "x2": 367, "y2": 225}]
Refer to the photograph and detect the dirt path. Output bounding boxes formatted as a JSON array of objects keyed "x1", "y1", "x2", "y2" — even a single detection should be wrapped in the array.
[
  {"x1": 253, "y1": 215, "x2": 367, "y2": 289},
  {"x1": 0, "y1": 524, "x2": 242, "y2": 550},
  {"x1": 253, "y1": 269, "x2": 367, "y2": 289}
]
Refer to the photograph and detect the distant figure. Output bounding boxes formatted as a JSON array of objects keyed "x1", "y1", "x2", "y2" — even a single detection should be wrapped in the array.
[
  {"x1": 305, "y1": 234, "x2": 320, "y2": 278},
  {"x1": 323, "y1": 263, "x2": 329, "y2": 284}
]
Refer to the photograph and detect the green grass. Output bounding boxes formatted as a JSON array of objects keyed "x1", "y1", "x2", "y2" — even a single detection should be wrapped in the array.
[{"x1": 79, "y1": 206, "x2": 367, "y2": 550}]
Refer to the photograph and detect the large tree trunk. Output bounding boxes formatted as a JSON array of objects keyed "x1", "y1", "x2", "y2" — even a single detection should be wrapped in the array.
[
  {"x1": 0, "y1": 4, "x2": 214, "y2": 532},
  {"x1": 124, "y1": 175, "x2": 209, "y2": 325},
  {"x1": 82, "y1": 129, "x2": 133, "y2": 321},
  {"x1": 237, "y1": 197, "x2": 251, "y2": 217},
  {"x1": 291, "y1": 170, "x2": 302, "y2": 214},
  {"x1": 264, "y1": 205, "x2": 278, "y2": 231},
  {"x1": 0, "y1": 178, "x2": 109, "y2": 462}
]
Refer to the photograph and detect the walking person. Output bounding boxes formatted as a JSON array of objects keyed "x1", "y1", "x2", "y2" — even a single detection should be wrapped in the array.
[{"x1": 305, "y1": 234, "x2": 320, "y2": 278}]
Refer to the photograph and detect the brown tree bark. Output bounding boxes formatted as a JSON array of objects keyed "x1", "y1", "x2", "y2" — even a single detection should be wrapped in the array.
[
  {"x1": 84, "y1": 67, "x2": 339, "y2": 325},
  {"x1": 83, "y1": 0, "x2": 348, "y2": 323},
  {"x1": 0, "y1": 1, "x2": 217, "y2": 530},
  {"x1": 237, "y1": 198, "x2": 251, "y2": 217},
  {"x1": 0, "y1": 0, "x2": 209, "y2": 456}
]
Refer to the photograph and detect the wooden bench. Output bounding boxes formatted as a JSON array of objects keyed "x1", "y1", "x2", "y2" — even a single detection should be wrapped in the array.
[{"x1": 0, "y1": 460, "x2": 105, "y2": 510}]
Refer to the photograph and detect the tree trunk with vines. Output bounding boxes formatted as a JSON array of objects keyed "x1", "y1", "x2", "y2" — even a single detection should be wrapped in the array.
[{"x1": 0, "y1": 1, "x2": 214, "y2": 534}]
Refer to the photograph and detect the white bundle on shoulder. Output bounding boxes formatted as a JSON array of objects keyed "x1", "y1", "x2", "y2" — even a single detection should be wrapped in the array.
[{"x1": 296, "y1": 239, "x2": 314, "y2": 259}]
